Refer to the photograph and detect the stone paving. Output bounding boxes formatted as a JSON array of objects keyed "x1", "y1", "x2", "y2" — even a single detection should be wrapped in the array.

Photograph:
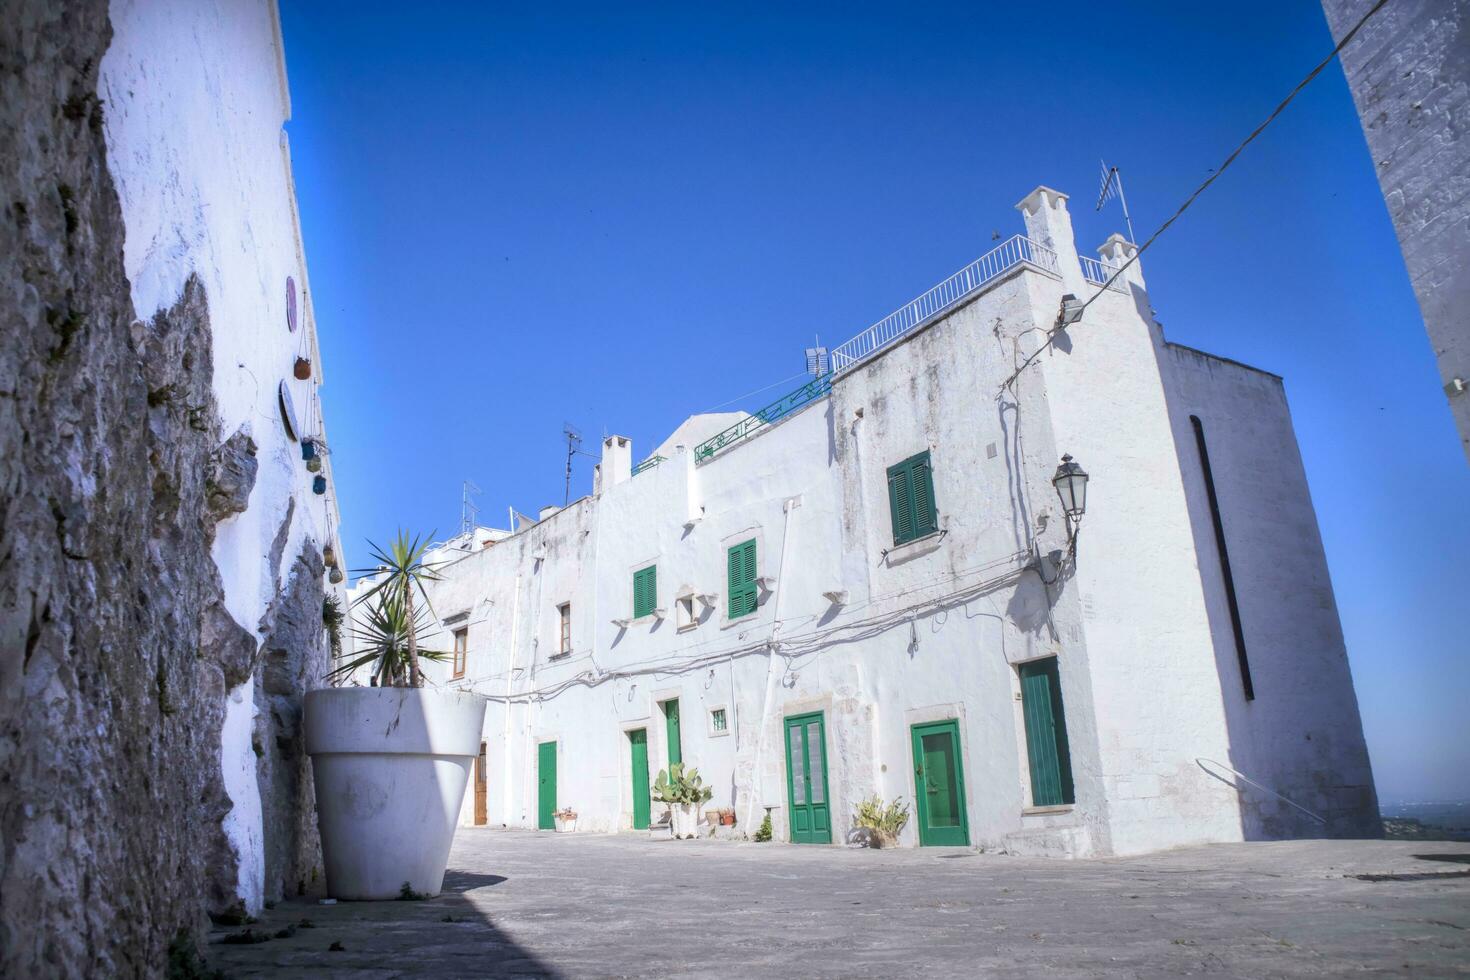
[{"x1": 209, "y1": 829, "x2": 1470, "y2": 978}]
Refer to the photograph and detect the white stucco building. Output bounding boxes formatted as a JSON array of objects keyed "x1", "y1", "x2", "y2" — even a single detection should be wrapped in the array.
[{"x1": 352, "y1": 186, "x2": 1379, "y2": 857}]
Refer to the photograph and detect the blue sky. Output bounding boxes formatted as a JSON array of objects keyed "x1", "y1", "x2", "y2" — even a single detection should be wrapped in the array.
[{"x1": 281, "y1": 1, "x2": 1469, "y2": 803}]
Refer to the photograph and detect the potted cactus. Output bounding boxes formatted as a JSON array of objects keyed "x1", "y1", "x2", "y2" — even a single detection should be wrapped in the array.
[
  {"x1": 853, "y1": 795, "x2": 910, "y2": 848},
  {"x1": 553, "y1": 808, "x2": 578, "y2": 833},
  {"x1": 651, "y1": 762, "x2": 713, "y2": 839}
]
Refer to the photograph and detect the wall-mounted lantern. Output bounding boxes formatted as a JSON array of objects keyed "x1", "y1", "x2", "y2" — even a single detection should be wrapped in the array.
[{"x1": 1051, "y1": 454, "x2": 1089, "y2": 548}]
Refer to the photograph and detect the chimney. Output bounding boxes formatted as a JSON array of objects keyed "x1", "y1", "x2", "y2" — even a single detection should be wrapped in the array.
[
  {"x1": 1098, "y1": 233, "x2": 1145, "y2": 292},
  {"x1": 600, "y1": 435, "x2": 632, "y2": 489},
  {"x1": 1015, "y1": 186, "x2": 1086, "y2": 296},
  {"x1": 538, "y1": 504, "x2": 561, "y2": 521}
]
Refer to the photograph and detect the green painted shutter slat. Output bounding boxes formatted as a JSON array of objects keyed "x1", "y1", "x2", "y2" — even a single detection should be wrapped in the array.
[
  {"x1": 912, "y1": 456, "x2": 937, "y2": 537},
  {"x1": 1020, "y1": 658, "x2": 1075, "y2": 806},
  {"x1": 633, "y1": 565, "x2": 656, "y2": 619},
  {"x1": 888, "y1": 466, "x2": 914, "y2": 544},
  {"x1": 727, "y1": 539, "x2": 757, "y2": 619}
]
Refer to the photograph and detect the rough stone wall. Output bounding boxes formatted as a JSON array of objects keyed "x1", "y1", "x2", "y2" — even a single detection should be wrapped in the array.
[
  {"x1": 0, "y1": 3, "x2": 322, "y2": 974},
  {"x1": 1324, "y1": 0, "x2": 1470, "y2": 462}
]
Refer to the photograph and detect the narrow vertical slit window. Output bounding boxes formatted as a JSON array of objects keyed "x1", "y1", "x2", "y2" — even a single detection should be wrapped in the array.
[
  {"x1": 452, "y1": 627, "x2": 468, "y2": 679},
  {"x1": 556, "y1": 602, "x2": 571, "y2": 658},
  {"x1": 1190, "y1": 415, "x2": 1254, "y2": 701}
]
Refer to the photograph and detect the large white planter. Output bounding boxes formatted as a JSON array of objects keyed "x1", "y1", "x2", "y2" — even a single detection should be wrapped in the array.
[
  {"x1": 305, "y1": 687, "x2": 487, "y2": 900},
  {"x1": 669, "y1": 803, "x2": 699, "y2": 839}
]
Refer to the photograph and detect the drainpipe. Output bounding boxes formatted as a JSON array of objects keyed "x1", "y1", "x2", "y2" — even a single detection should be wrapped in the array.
[
  {"x1": 503, "y1": 571, "x2": 522, "y2": 825},
  {"x1": 742, "y1": 495, "x2": 800, "y2": 833}
]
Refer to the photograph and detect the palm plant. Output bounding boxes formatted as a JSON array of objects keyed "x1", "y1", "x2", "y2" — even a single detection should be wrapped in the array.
[
  {"x1": 327, "y1": 590, "x2": 448, "y2": 686},
  {"x1": 346, "y1": 530, "x2": 444, "y2": 687}
]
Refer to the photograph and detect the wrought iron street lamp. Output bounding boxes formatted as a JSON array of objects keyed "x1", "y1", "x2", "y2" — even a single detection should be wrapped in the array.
[{"x1": 1052, "y1": 454, "x2": 1089, "y2": 542}]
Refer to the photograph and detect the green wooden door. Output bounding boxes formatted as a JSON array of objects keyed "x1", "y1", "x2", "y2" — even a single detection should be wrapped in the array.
[
  {"x1": 784, "y1": 712, "x2": 832, "y2": 843},
  {"x1": 629, "y1": 729, "x2": 650, "y2": 830},
  {"x1": 1020, "y1": 658, "x2": 1075, "y2": 806},
  {"x1": 662, "y1": 699, "x2": 682, "y2": 767},
  {"x1": 537, "y1": 741, "x2": 557, "y2": 830},
  {"x1": 911, "y1": 720, "x2": 970, "y2": 846}
]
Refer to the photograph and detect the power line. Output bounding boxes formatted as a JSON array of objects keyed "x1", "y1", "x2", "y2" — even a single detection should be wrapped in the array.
[{"x1": 1000, "y1": 0, "x2": 1389, "y2": 393}]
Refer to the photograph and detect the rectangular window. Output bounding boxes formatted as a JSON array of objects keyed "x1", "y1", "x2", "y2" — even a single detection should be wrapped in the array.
[
  {"x1": 711, "y1": 707, "x2": 728, "y2": 733},
  {"x1": 887, "y1": 450, "x2": 938, "y2": 546},
  {"x1": 1019, "y1": 657, "x2": 1075, "y2": 807},
  {"x1": 726, "y1": 539, "x2": 758, "y2": 619},
  {"x1": 676, "y1": 594, "x2": 697, "y2": 631},
  {"x1": 556, "y1": 602, "x2": 571, "y2": 657},
  {"x1": 452, "y1": 627, "x2": 468, "y2": 679},
  {"x1": 633, "y1": 565, "x2": 657, "y2": 619}
]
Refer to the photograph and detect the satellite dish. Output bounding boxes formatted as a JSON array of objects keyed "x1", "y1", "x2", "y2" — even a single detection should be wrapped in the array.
[
  {"x1": 278, "y1": 379, "x2": 299, "y2": 441},
  {"x1": 286, "y1": 276, "x2": 298, "y2": 333}
]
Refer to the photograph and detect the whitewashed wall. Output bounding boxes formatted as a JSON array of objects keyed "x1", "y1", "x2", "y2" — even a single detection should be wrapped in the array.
[
  {"x1": 358, "y1": 185, "x2": 1378, "y2": 858},
  {"x1": 99, "y1": 0, "x2": 345, "y2": 909}
]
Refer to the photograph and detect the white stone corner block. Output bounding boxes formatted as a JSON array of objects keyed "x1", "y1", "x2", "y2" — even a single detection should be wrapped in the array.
[{"x1": 1014, "y1": 185, "x2": 1070, "y2": 216}]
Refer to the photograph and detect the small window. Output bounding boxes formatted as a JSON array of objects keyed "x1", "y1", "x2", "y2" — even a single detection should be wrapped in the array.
[
  {"x1": 555, "y1": 602, "x2": 571, "y2": 658},
  {"x1": 726, "y1": 540, "x2": 757, "y2": 619},
  {"x1": 887, "y1": 450, "x2": 938, "y2": 546},
  {"x1": 710, "y1": 707, "x2": 728, "y2": 735},
  {"x1": 676, "y1": 594, "x2": 697, "y2": 632},
  {"x1": 452, "y1": 627, "x2": 468, "y2": 679},
  {"x1": 633, "y1": 565, "x2": 657, "y2": 619}
]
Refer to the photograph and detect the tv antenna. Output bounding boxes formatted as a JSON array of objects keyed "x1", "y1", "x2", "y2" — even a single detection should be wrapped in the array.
[
  {"x1": 460, "y1": 480, "x2": 482, "y2": 538},
  {"x1": 562, "y1": 423, "x2": 582, "y2": 507},
  {"x1": 804, "y1": 334, "x2": 829, "y2": 378},
  {"x1": 1096, "y1": 160, "x2": 1138, "y2": 245}
]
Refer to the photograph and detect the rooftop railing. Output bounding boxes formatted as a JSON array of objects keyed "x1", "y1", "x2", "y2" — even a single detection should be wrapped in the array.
[
  {"x1": 694, "y1": 373, "x2": 832, "y2": 463},
  {"x1": 828, "y1": 235, "x2": 1059, "y2": 374},
  {"x1": 1080, "y1": 254, "x2": 1127, "y2": 293},
  {"x1": 631, "y1": 454, "x2": 667, "y2": 476}
]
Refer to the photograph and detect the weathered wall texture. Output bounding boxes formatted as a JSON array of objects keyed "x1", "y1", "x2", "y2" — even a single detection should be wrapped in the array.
[
  {"x1": 1324, "y1": 0, "x2": 1470, "y2": 462},
  {"x1": 0, "y1": 0, "x2": 338, "y2": 973}
]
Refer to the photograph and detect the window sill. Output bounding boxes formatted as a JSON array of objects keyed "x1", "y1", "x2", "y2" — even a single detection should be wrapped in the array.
[
  {"x1": 676, "y1": 622, "x2": 698, "y2": 634},
  {"x1": 1022, "y1": 804, "x2": 1074, "y2": 816},
  {"x1": 884, "y1": 529, "x2": 944, "y2": 566},
  {"x1": 548, "y1": 652, "x2": 571, "y2": 662}
]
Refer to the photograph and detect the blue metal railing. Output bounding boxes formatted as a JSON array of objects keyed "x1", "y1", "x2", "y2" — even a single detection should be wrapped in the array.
[{"x1": 693, "y1": 374, "x2": 832, "y2": 463}]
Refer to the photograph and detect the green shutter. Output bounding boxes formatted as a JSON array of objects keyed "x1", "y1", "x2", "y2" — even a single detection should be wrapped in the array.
[
  {"x1": 1019, "y1": 658, "x2": 1075, "y2": 807},
  {"x1": 887, "y1": 451, "x2": 937, "y2": 545},
  {"x1": 633, "y1": 565, "x2": 656, "y2": 619},
  {"x1": 727, "y1": 539, "x2": 758, "y2": 619}
]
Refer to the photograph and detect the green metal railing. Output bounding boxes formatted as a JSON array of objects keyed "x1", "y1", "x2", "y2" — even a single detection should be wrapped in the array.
[
  {"x1": 694, "y1": 373, "x2": 832, "y2": 463},
  {"x1": 632, "y1": 454, "x2": 667, "y2": 476}
]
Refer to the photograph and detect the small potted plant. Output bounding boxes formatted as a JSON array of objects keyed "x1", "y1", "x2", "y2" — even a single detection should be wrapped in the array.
[
  {"x1": 853, "y1": 795, "x2": 910, "y2": 848},
  {"x1": 651, "y1": 762, "x2": 713, "y2": 839},
  {"x1": 553, "y1": 808, "x2": 578, "y2": 833},
  {"x1": 720, "y1": 808, "x2": 737, "y2": 827}
]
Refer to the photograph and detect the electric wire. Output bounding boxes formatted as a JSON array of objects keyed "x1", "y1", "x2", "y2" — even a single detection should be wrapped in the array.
[{"x1": 998, "y1": 0, "x2": 1389, "y2": 394}]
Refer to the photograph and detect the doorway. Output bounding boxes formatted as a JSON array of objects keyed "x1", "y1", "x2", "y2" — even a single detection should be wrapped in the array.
[
  {"x1": 911, "y1": 720, "x2": 969, "y2": 846},
  {"x1": 537, "y1": 741, "x2": 557, "y2": 830},
  {"x1": 629, "y1": 728, "x2": 650, "y2": 830},
  {"x1": 474, "y1": 741, "x2": 487, "y2": 825},
  {"x1": 784, "y1": 712, "x2": 832, "y2": 843}
]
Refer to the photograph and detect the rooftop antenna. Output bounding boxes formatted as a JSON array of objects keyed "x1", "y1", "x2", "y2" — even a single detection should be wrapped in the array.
[
  {"x1": 460, "y1": 479, "x2": 481, "y2": 538},
  {"x1": 804, "y1": 334, "x2": 829, "y2": 378},
  {"x1": 562, "y1": 423, "x2": 582, "y2": 507},
  {"x1": 1096, "y1": 160, "x2": 1137, "y2": 246}
]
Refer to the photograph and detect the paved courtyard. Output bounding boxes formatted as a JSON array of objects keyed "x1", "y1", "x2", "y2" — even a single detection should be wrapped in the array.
[{"x1": 211, "y1": 830, "x2": 1470, "y2": 978}]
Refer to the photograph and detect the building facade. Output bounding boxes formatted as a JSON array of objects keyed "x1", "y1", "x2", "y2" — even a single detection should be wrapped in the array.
[
  {"x1": 1324, "y1": 0, "x2": 1470, "y2": 463},
  {"x1": 3, "y1": 1, "x2": 343, "y2": 972},
  {"x1": 353, "y1": 186, "x2": 1379, "y2": 857}
]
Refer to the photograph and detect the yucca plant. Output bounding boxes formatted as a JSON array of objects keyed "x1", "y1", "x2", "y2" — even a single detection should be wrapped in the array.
[
  {"x1": 347, "y1": 530, "x2": 443, "y2": 687},
  {"x1": 650, "y1": 762, "x2": 714, "y2": 806},
  {"x1": 326, "y1": 591, "x2": 448, "y2": 687},
  {"x1": 853, "y1": 795, "x2": 910, "y2": 839}
]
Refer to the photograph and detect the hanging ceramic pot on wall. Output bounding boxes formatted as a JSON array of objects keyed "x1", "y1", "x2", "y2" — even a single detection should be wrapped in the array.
[
  {"x1": 313, "y1": 475, "x2": 327, "y2": 495},
  {"x1": 328, "y1": 567, "x2": 345, "y2": 585},
  {"x1": 306, "y1": 457, "x2": 322, "y2": 473},
  {"x1": 323, "y1": 544, "x2": 337, "y2": 568},
  {"x1": 302, "y1": 437, "x2": 316, "y2": 461},
  {"x1": 294, "y1": 356, "x2": 312, "y2": 380}
]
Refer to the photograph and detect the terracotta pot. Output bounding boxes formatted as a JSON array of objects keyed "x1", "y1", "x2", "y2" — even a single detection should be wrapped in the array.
[
  {"x1": 720, "y1": 812, "x2": 737, "y2": 826},
  {"x1": 323, "y1": 544, "x2": 337, "y2": 568},
  {"x1": 294, "y1": 356, "x2": 312, "y2": 380}
]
